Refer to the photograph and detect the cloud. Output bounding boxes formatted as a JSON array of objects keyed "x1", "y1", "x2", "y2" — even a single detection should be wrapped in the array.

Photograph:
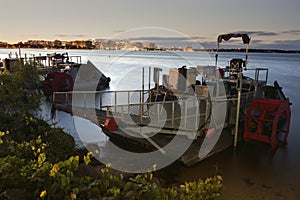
[
  {"x1": 281, "y1": 30, "x2": 300, "y2": 35},
  {"x1": 190, "y1": 36, "x2": 207, "y2": 40},
  {"x1": 271, "y1": 39, "x2": 300, "y2": 50},
  {"x1": 113, "y1": 30, "x2": 126, "y2": 34},
  {"x1": 249, "y1": 39, "x2": 300, "y2": 50},
  {"x1": 55, "y1": 34, "x2": 87, "y2": 38},
  {"x1": 111, "y1": 36, "x2": 205, "y2": 48},
  {"x1": 249, "y1": 39, "x2": 265, "y2": 44},
  {"x1": 126, "y1": 36, "x2": 194, "y2": 42},
  {"x1": 94, "y1": 34, "x2": 300, "y2": 50},
  {"x1": 199, "y1": 41, "x2": 216, "y2": 49},
  {"x1": 233, "y1": 31, "x2": 278, "y2": 37}
]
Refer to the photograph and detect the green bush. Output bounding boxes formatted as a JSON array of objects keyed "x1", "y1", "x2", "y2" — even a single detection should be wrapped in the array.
[
  {"x1": 0, "y1": 127, "x2": 223, "y2": 199},
  {"x1": 0, "y1": 62, "x2": 223, "y2": 199},
  {"x1": 0, "y1": 60, "x2": 41, "y2": 114}
]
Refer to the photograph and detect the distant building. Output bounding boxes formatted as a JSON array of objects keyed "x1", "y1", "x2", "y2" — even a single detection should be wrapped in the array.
[
  {"x1": 0, "y1": 41, "x2": 8, "y2": 48},
  {"x1": 184, "y1": 46, "x2": 194, "y2": 52},
  {"x1": 146, "y1": 42, "x2": 156, "y2": 50}
]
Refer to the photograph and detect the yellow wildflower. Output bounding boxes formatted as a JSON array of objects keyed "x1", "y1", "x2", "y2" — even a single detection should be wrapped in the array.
[
  {"x1": 40, "y1": 190, "x2": 47, "y2": 198},
  {"x1": 0, "y1": 131, "x2": 5, "y2": 137},
  {"x1": 70, "y1": 193, "x2": 77, "y2": 200},
  {"x1": 50, "y1": 164, "x2": 59, "y2": 177}
]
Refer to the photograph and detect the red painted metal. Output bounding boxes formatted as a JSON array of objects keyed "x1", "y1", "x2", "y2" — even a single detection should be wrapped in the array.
[
  {"x1": 43, "y1": 72, "x2": 74, "y2": 96},
  {"x1": 104, "y1": 118, "x2": 118, "y2": 132},
  {"x1": 244, "y1": 98, "x2": 291, "y2": 149}
]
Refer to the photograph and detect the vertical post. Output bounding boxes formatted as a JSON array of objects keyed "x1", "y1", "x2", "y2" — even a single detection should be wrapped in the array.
[
  {"x1": 254, "y1": 69, "x2": 259, "y2": 97},
  {"x1": 245, "y1": 44, "x2": 249, "y2": 69},
  {"x1": 127, "y1": 91, "x2": 130, "y2": 114},
  {"x1": 215, "y1": 42, "x2": 219, "y2": 69},
  {"x1": 255, "y1": 69, "x2": 259, "y2": 82},
  {"x1": 99, "y1": 92, "x2": 102, "y2": 110},
  {"x1": 234, "y1": 72, "x2": 242, "y2": 148},
  {"x1": 215, "y1": 40, "x2": 220, "y2": 97},
  {"x1": 216, "y1": 73, "x2": 219, "y2": 97},
  {"x1": 106, "y1": 107, "x2": 109, "y2": 118},
  {"x1": 205, "y1": 98, "x2": 210, "y2": 126},
  {"x1": 18, "y1": 47, "x2": 21, "y2": 59},
  {"x1": 121, "y1": 105, "x2": 124, "y2": 121},
  {"x1": 195, "y1": 99, "x2": 199, "y2": 131},
  {"x1": 127, "y1": 91, "x2": 130, "y2": 104},
  {"x1": 114, "y1": 92, "x2": 117, "y2": 113},
  {"x1": 148, "y1": 66, "x2": 151, "y2": 91},
  {"x1": 84, "y1": 93, "x2": 86, "y2": 108},
  {"x1": 139, "y1": 102, "x2": 143, "y2": 125},
  {"x1": 171, "y1": 101, "x2": 175, "y2": 129},
  {"x1": 184, "y1": 100, "x2": 188, "y2": 129},
  {"x1": 53, "y1": 92, "x2": 56, "y2": 103},
  {"x1": 157, "y1": 103, "x2": 160, "y2": 126},
  {"x1": 141, "y1": 68, "x2": 145, "y2": 119},
  {"x1": 142, "y1": 67, "x2": 145, "y2": 103},
  {"x1": 66, "y1": 92, "x2": 68, "y2": 106}
]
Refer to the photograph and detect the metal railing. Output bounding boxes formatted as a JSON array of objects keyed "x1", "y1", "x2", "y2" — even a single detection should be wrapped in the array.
[
  {"x1": 52, "y1": 86, "x2": 256, "y2": 134},
  {"x1": 105, "y1": 98, "x2": 210, "y2": 131},
  {"x1": 53, "y1": 89, "x2": 150, "y2": 110}
]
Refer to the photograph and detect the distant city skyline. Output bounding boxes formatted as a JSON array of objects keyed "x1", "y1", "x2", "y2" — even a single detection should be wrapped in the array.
[{"x1": 1, "y1": 0, "x2": 300, "y2": 50}]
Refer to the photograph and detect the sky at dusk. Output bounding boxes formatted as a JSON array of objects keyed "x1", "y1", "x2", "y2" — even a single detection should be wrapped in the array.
[{"x1": 1, "y1": 0, "x2": 300, "y2": 50}]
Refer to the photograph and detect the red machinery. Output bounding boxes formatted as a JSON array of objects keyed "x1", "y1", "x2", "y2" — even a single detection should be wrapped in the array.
[
  {"x1": 43, "y1": 72, "x2": 74, "y2": 96},
  {"x1": 244, "y1": 98, "x2": 291, "y2": 149}
]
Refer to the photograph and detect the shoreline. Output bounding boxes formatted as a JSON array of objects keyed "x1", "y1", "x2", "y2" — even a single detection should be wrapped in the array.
[{"x1": 0, "y1": 47, "x2": 300, "y2": 54}]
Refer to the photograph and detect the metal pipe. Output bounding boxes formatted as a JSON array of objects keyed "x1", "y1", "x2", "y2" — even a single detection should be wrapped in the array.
[
  {"x1": 234, "y1": 72, "x2": 242, "y2": 147},
  {"x1": 142, "y1": 67, "x2": 145, "y2": 103},
  {"x1": 139, "y1": 102, "x2": 143, "y2": 125},
  {"x1": 184, "y1": 100, "x2": 188, "y2": 129},
  {"x1": 114, "y1": 92, "x2": 117, "y2": 112},
  {"x1": 171, "y1": 101, "x2": 175, "y2": 129},
  {"x1": 245, "y1": 44, "x2": 249, "y2": 69},
  {"x1": 121, "y1": 106, "x2": 124, "y2": 121},
  {"x1": 66, "y1": 93, "x2": 68, "y2": 106},
  {"x1": 195, "y1": 100, "x2": 199, "y2": 131},
  {"x1": 215, "y1": 42, "x2": 219, "y2": 70},
  {"x1": 157, "y1": 103, "x2": 160, "y2": 125},
  {"x1": 100, "y1": 92, "x2": 102, "y2": 110},
  {"x1": 149, "y1": 66, "x2": 151, "y2": 91}
]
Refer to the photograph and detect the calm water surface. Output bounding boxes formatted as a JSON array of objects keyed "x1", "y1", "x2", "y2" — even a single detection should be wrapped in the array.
[{"x1": 1, "y1": 49, "x2": 300, "y2": 199}]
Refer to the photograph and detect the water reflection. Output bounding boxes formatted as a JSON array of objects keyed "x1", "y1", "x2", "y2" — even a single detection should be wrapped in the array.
[
  {"x1": 25, "y1": 50, "x2": 300, "y2": 199},
  {"x1": 39, "y1": 101, "x2": 108, "y2": 149}
]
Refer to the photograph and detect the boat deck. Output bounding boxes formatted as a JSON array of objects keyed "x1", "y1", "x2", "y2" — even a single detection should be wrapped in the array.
[{"x1": 52, "y1": 92, "x2": 243, "y2": 166}]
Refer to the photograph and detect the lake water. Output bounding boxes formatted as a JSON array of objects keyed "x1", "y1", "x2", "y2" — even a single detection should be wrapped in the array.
[{"x1": 1, "y1": 48, "x2": 300, "y2": 199}]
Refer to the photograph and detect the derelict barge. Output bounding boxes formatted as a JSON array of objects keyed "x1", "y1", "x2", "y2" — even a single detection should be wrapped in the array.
[
  {"x1": 0, "y1": 52, "x2": 111, "y2": 95},
  {"x1": 53, "y1": 34, "x2": 291, "y2": 166}
]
